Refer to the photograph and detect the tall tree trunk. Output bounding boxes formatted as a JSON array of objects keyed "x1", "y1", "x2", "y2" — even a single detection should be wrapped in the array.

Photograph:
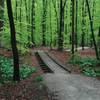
[
  {"x1": 58, "y1": 0, "x2": 64, "y2": 51},
  {"x1": 75, "y1": 0, "x2": 78, "y2": 51},
  {"x1": 52, "y1": 0, "x2": 59, "y2": 46},
  {"x1": 24, "y1": 0, "x2": 30, "y2": 46},
  {"x1": 0, "y1": 0, "x2": 4, "y2": 81},
  {"x1": 90, "y1": 0, "x2": 95, "y2": 47},
  {"x1": 86, "y1": 0, "x2": 99, "y2": 59},
  {"x1": 69, "y1": 0, "x2": 72, "y2": 45},
  {"x1": 20, "y1": 0, "x2": 22, "y2": 31},
  {"x1": 81, "y1": 0, "x2": 85, "y2": 50},
  {"x1": 98, "y1": 27, "x2": 100, "y2": 57},
  {"x1": 49, "y1": 0, "x2": 52, "y2": 49},
  {"x1": 31, "y1": 0, "x2": 35, "y2": 45},
  {"x1": 72, "y1": 0, "x2": 75, "y2": 54},
  {"x1": 6, "y1": 0, "x2": 20, "y2": 81},
  {"x1": 0, "y1": 0, "x2": 4, "y2": 31},
  {"x1": 24, "y1": 0, "x2": 28, "y2": 31},
  {"x1": 0, "y1": 0, "x2": 4, "y2": 47},
  {"x1": 15, "y1": 0, "x2": 18, "y2": 20},
  {"x1": 42, "y1": 0, "x2": 47, "y2": 46}
]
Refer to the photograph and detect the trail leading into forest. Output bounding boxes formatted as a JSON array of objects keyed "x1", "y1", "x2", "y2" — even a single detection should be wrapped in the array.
[
  {"x1": 36, "y1": 50, "x2": 100, "y2": 100},
  {"x1": 43, "y1": 73, "x2": 100, "y2": 100}
]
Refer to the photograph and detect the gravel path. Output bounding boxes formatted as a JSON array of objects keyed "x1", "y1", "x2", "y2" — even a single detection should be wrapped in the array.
[{"x1": 43, "y1": 73, "x2": 100, "y2": 100}]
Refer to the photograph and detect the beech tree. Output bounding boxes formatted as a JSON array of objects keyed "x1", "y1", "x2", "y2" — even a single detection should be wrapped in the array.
[
  {"x1": 71, "y1": 0, "x2": 75, "y2": 54},
  {"x1": 42, "y1": 0, "x2": 47, "y2": 46},
  {"x1": 86, "y1": 0, "x2": 99, "y2": 59},
  {"x1": 0, "y1": 0, "x2": 4, "y2": 47},
  {"x1": 58, "y1": 0, "x2": 67, "y2": 51},
  {"x1": 31, "y1": 0, "x2": 35, "y2": 45},
  {"x1": 6, "y1": 0, "x2": 20, "y2": 81}
]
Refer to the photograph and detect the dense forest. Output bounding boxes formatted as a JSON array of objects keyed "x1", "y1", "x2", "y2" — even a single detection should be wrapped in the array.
[
  {"x1": 0, "y1": 0, "x2": 100, "y2": 53},
  {"x1": 0, "y1": 0, "x2": 100, "y2": 99}
]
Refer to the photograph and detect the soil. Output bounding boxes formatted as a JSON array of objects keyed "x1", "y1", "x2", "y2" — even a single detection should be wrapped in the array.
[
  {"x1": 48, "y1": 48, "x2": 100, "y2": 79},
  {"x1": 0, "y1": 47, "x2": 99, "y2": 99},
  {"x1": 0, "y1": 48, "x2": 51, "y2": 100}
]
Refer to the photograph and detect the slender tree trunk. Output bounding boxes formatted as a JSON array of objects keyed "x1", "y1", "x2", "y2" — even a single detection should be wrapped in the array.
[
  {"x1": 49, "y1": 0, "x2": 52, "y2": 50},
  {"x1": 64, "y1": 0, "x2": 68, "y2": 46},
  {"x1": 75, "y1": 0, "x2": 78, "y2": 51},
  {"x1": 81, "y1": 33, "x2": 85, "y2": 50},
  {"x1": 69, "y1": 0, "x2": 72, "y2": 45},
  {"x1": 24, "y1": 0, "x2": 28, "y2": 31},
  {"x1": 19, "y1": 0, "x2": 22, "y2": 31},
  {"x1": 6, "y1": 0, "x2": 20, "y2": 81},
  {"x1": 0, "y1": 0, "x2": 4, "y2": 30},
  {"x1": 81, "y1": 0, "x2": 85, "y2": 50},
  {"x1": 28, "y1": 0, "x2": 31, "y2": 45},
  {"x1": 98, "y1": 27, "x2": 100, "y2": 57},
  {"x1": 0, "y1": 0, "x2": 4, "y2": 81},
  {"x1": 86, "y1": 0, "x2": 99, "y2": 59},
  {"x1": 24, "y1": 0, "x2": 30, "y2": 46},
  {"x1": 90, "y1": 0, "x2": 95, "y2": 47},
  {"x1": 42, "y1": 0, "x2": 47, "y2": 46},
  {"x1": 31, "y1": 0, "x2": 35, "y2": 45},
  {"x1": 72, "y1": 0, "x2": 75, "y2": 54},
  {"x1": 15, "y1": 0, "x2": 18, "y2": 20},
  {"x1": 52, "y1": 0, "x2": 59, "y2": 46},
  {"x1": 58, "y1": 0, "x2": 64, "y2": 51},
  {"x1": 0, "y1": 0, "x2": 4, "y2": 47}
]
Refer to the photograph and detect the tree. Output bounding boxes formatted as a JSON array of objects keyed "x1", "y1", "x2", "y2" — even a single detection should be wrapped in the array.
[
  {"x1": 31, "y1": 0, "x2": 35, "y2": 45},
  {"x1": 49, "y1": 0, "x2": 52, "y2": 49},
  {"x1": 75, "y1": 0, "x2": 78, "y2": 51},
  {"x1": 6, "y1": 0, "x2": 20, "y2": 81},
  {"x1": 0, "y1": 0, "x2": 4, "y2": 47},
  {"x1": 86, "y1": 0, "x2": 99, "y2": 59},
  {"x1": 42, "y1": 0, "x2": 47, "y2": 46},
  {"x1": 19, "y1": 0, "x2": 22, "y2": 31},
  {"x1": 98, "y1": 27, "x2": 100, "y2": 57},
  {"x1": 58, "y1": 0, "x2": 67, "y2": 51},
  {"x1": 71, "y1": 0, "x2": 75, "y2": 54},
  {"x1": 52, "y1": 0, "x2": 59, "y2": 46},
  {"x1": 81, "y1": 0, "x2": 86, "y2": 50},
  {"x1": 0, "y1": 0, "x2": 4, "y2": 31},
  {"x1": 15, "y1": 0, "x2": 18, "y2": 20},
  {"x1": 58, "y1": 0, "x2": 64, "y2": 51}
]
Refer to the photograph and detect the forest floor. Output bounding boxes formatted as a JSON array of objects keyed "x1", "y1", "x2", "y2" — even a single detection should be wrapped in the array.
[
  {"x1": 0, "y1": 47, "x2": 99, "y2": 100},
  {"x1": 0, "y1": 48, "x2": 51, "y2": 100}
]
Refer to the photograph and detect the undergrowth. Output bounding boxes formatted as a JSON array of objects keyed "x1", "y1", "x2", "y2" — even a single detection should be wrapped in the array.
[
  {"x1": 0, "y1": 55, "x2": 37, "y2": 84},
  {"x1": 69, "y1": 53, "x2": 100, "y2": 77}
]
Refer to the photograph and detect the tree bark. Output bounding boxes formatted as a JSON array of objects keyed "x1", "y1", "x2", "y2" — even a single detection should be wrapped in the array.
[
  {"x1": 42, "y1": 0, "x2": 47, "y2": 46},
  {"x1": 72, "y1": 0, "x2": 75, "y2": 54},
  {"x1": 58, "y1": 0, "x2": 64, "y2": 51},
  {"x1": 86, "y1": 0, "x2": 99, "y2": 59},
  {"x1": 6, "y1": 0, "x2": 20, "y2": 81},
  {"x1": 75, "y1": 0, "x2": 78, "y2": 51},
  {"x1": 31, "y1": 0, "x2": 35, "y2": 45},
  {"x1": 0, "y1": 0, "x2": 4, "y2": 31},
  {"x1": 0, "y1": 0, "x2": 4, "y2": 47}
]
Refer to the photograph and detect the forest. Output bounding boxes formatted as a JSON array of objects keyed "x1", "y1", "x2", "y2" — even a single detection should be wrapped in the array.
[{"x1": 0, "y1": 0, "x2": 100, "y2": 99}]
